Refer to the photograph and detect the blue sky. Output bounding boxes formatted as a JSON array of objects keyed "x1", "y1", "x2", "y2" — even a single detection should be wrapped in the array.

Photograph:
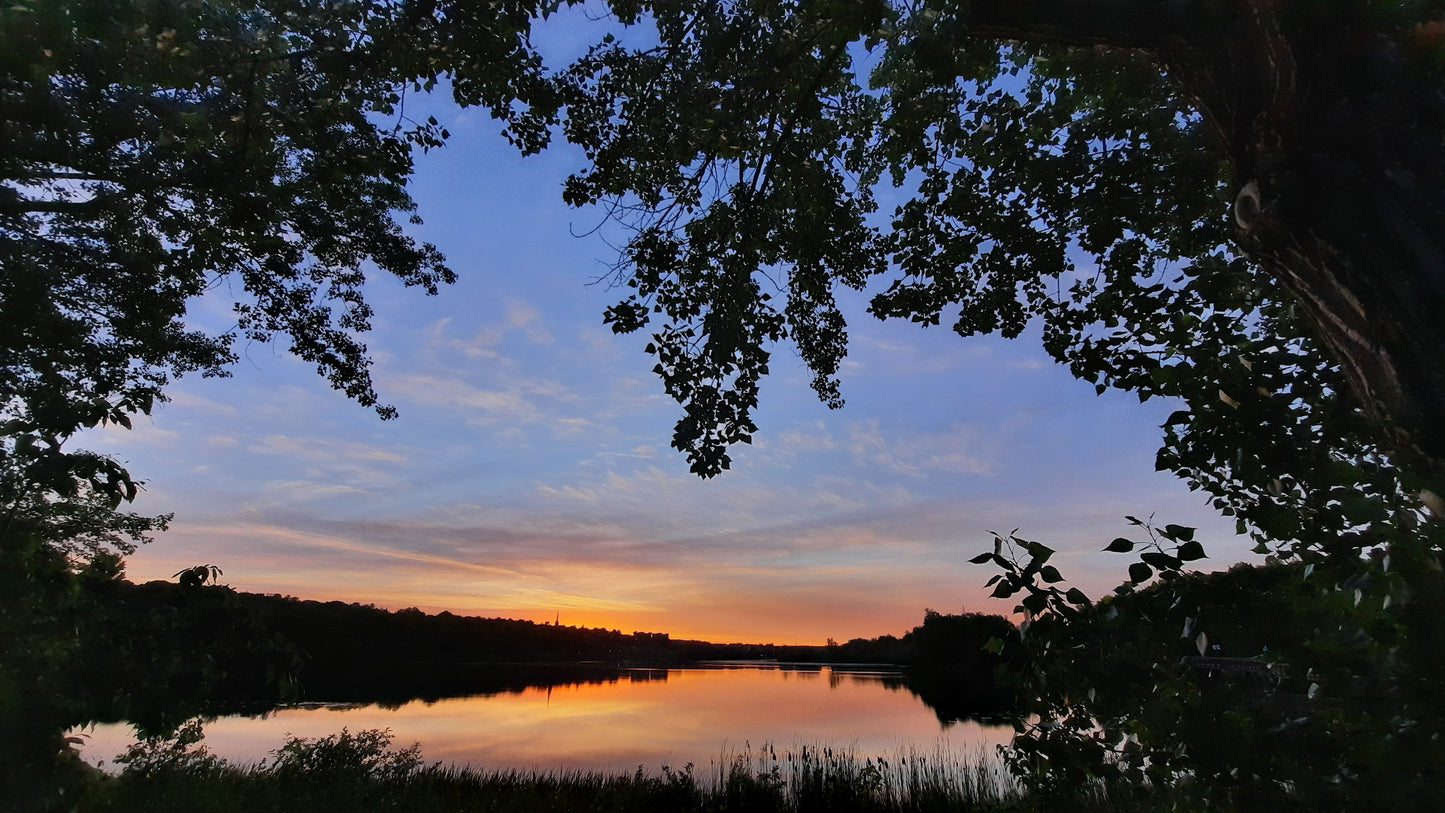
[{"x1": 78, "y1": 12, "x2": 1255, "y2": 644}]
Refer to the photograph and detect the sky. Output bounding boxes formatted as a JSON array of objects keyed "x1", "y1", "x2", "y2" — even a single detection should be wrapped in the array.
[{"x1": 77, "y1": 12, "x2": 1256, "y2": 646}]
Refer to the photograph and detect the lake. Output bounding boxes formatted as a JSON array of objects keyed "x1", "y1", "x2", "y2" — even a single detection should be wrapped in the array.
[{"x1": 72, "y1": 663, "x2": 1015, "y2": 778}]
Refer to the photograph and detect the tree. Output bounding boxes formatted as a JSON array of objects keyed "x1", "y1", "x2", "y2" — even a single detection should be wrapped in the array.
[
  {"x1": 0, "y1": 2, "x2": 485, "y2": 802},
  {"x1": 524, "y1": 0, "x2": 1445, "y2": 483},
  {"x1": 957, "y1": 2, "x2": 1445, "y2": 476},
  {"x1": 529, "y1": 0, "x2": 1440, "y2": 631},
  {"x1": 7, "y1": 2, "x2": 1441, "y2": 542},
  {"x1": 0, "y1": 0, "x2": 473, "y2": 548}
]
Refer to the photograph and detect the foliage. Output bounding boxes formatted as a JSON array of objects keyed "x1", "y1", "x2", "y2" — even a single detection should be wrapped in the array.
[
  {"x1": 0, "y1": 0, "x2": 485, "y2": 546},
  {"x1": 0, "y1": 520, "x2": 115, "y2": 808},
  {"x1": 114, "y1": 718, "x2": 225, "y2": 780},
  {"x1": 536, "y1": 3, "x2": 1220, "y2": 477},
  {"x1": 172, "y1": 563, "x2": 223, "y2": 587},
  {"x1": 267, "y1": 727, "x2": 422, "y2": 784},
  {"x1": 528, "y1": 2, "x2": 1436, "y2": 564},
  {"x1": 0, "y1": 4, "x2": 516, "y2": 792},
  {"x1": 85, "y1": 724, "x2": 1024, "y2": 812},
  {"x1": 537, "y1": 0, "x2": 1445, "y2": 478},
  {"x1": 0, "y1": 531, "x2": 302, "y2": 810},
  {"x1": 976, "y1": 527, "x2": 1445, "y2": 808}
]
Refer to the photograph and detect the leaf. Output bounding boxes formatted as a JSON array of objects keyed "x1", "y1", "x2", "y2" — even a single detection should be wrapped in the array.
[
  {"x1": 1064, "y1": 587, "x2": 1090, "y2": 605},
  {"x1": 1024, "y1": 541, "x2": 1055, "y2": 564},
  {"x1": 1105, "y1": 537, "x2": 1134, "y2": 553},
  {"x1": 1021, "y1": 591, "x2": 1050, "y2": 613},
  {"x1": 1177, "y1": 540, "x2": 1207, "y2": 561},
  {"x1": 1141, "y1": 552, "x2": 1181, "y2": 571},
  {"x1": 968, "y1": 551, "x2": 994, "y2": 564},
  {"x1": 1161, "y1": 524, "x2": 1195, "y2": 542},
  {"x1": 1128, "y1": 562, "x2": 1153, "y2": 583},
  {"x1": 1040, "y1": 565, "x2": 1064, "y2": 583},
  {"x1": 1195, "y1": 631, "x2": 1208, "y2": 656}
]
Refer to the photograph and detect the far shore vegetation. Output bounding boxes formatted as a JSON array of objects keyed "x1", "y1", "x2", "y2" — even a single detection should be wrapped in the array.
[
  {"x1": 77, "y1": 723, "x2": 1038, "y2": 813},
  {"x1": 61, "y1": 571, "x2": 1019, "y2": 734}
]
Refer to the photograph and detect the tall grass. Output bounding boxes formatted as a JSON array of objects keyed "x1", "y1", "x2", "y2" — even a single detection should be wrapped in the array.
[
  {"x1": 74, "y1": 726, "x2": 1028, "y2": 812},
  {"x1": 711, "y1": 741, "x2": 1022, "y2": 812}
]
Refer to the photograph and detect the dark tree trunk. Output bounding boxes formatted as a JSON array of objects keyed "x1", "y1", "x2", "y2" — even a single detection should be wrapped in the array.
[{"x1": 967, "y1": 0, "x2": 1445, "y2": 477}]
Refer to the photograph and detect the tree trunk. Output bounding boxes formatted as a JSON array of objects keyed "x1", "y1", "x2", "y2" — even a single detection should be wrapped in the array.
[{"x1": 967, "y1": 0, "x2": 1445, "y2": 477}]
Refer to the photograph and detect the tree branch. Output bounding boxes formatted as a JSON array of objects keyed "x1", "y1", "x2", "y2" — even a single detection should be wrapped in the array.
[{"x1": 961, "y1": 0, "x2": 1220, "y2": 50}]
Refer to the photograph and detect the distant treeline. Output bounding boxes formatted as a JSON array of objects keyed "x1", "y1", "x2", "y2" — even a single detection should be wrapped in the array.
[{"x1": 79, "y1": 579, "x2": 1018, "y2": 729}]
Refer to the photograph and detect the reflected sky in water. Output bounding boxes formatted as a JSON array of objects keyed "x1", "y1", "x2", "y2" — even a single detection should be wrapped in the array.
[{"x1": 77, "y1": 665, "x2": 1012, "y2": 774}]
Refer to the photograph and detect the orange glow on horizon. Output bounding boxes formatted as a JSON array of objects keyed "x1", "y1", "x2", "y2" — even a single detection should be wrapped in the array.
[{"x1": 119, "y1": 522, "x2": 987, "y2": 647}]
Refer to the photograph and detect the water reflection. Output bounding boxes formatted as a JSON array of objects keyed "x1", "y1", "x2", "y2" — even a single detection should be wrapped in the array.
[{"x1": 75, "y1": 664, "x2": 1013, "y2": 774}]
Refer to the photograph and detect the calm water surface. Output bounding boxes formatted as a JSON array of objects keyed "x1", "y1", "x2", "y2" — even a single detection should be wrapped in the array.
[{"x1": 75, "y1": 664, "x2": 1013, "y2": 774}]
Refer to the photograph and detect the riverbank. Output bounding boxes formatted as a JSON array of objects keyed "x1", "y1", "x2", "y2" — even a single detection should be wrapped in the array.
[{"x1": 71, "y1": 727, "x2": 1029, "y2": 813}]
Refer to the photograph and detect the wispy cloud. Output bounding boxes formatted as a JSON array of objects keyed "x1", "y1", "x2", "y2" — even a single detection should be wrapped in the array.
[
  {"x1": 385, "y1": 372, "x2": 578, "y2": 423},
  {"x1": 163, "y1": 391, "x2": 240, "y2": 417},
  {"x1": 251, "y1": 434, "x2": 406, "y2": 463},
  {"x1": 418, "y1": 298, "x2": 556, "y2": 360},
  {"x1": 846, "y1": 419, "x2": 993, "y2": 477}
]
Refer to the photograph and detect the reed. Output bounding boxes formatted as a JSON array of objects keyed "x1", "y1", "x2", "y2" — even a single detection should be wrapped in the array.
[{"x1": 711, "y1": 741, "x2": 1023, "y2": 812}]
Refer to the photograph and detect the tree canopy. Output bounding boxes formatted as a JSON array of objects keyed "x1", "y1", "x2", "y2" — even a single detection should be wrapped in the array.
[
  {"x1": 545, "y1": 0, "x2": 1445, "y2": 484},
  {"x1": 1, "y1": 0, "x2": 464, "y2": 550},
  {"x1": 4, "y1": 0, "x2": 1443, "y2": 499}
]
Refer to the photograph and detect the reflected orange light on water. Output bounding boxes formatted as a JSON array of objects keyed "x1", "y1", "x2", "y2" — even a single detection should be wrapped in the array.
[{"x1": 77, "y1": 667, "x2": 1013, "y2": 775}]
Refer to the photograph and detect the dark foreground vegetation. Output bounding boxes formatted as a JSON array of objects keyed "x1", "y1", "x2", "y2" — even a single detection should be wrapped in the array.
[{"x1": 77, "y1": 724, "x2": 1032, "y2": 813}]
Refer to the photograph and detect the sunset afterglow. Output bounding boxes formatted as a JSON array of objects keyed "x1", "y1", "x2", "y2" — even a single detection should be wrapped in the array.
[{"x1": 77, "y1": 25, "x2": 1251, "y2": 645}]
